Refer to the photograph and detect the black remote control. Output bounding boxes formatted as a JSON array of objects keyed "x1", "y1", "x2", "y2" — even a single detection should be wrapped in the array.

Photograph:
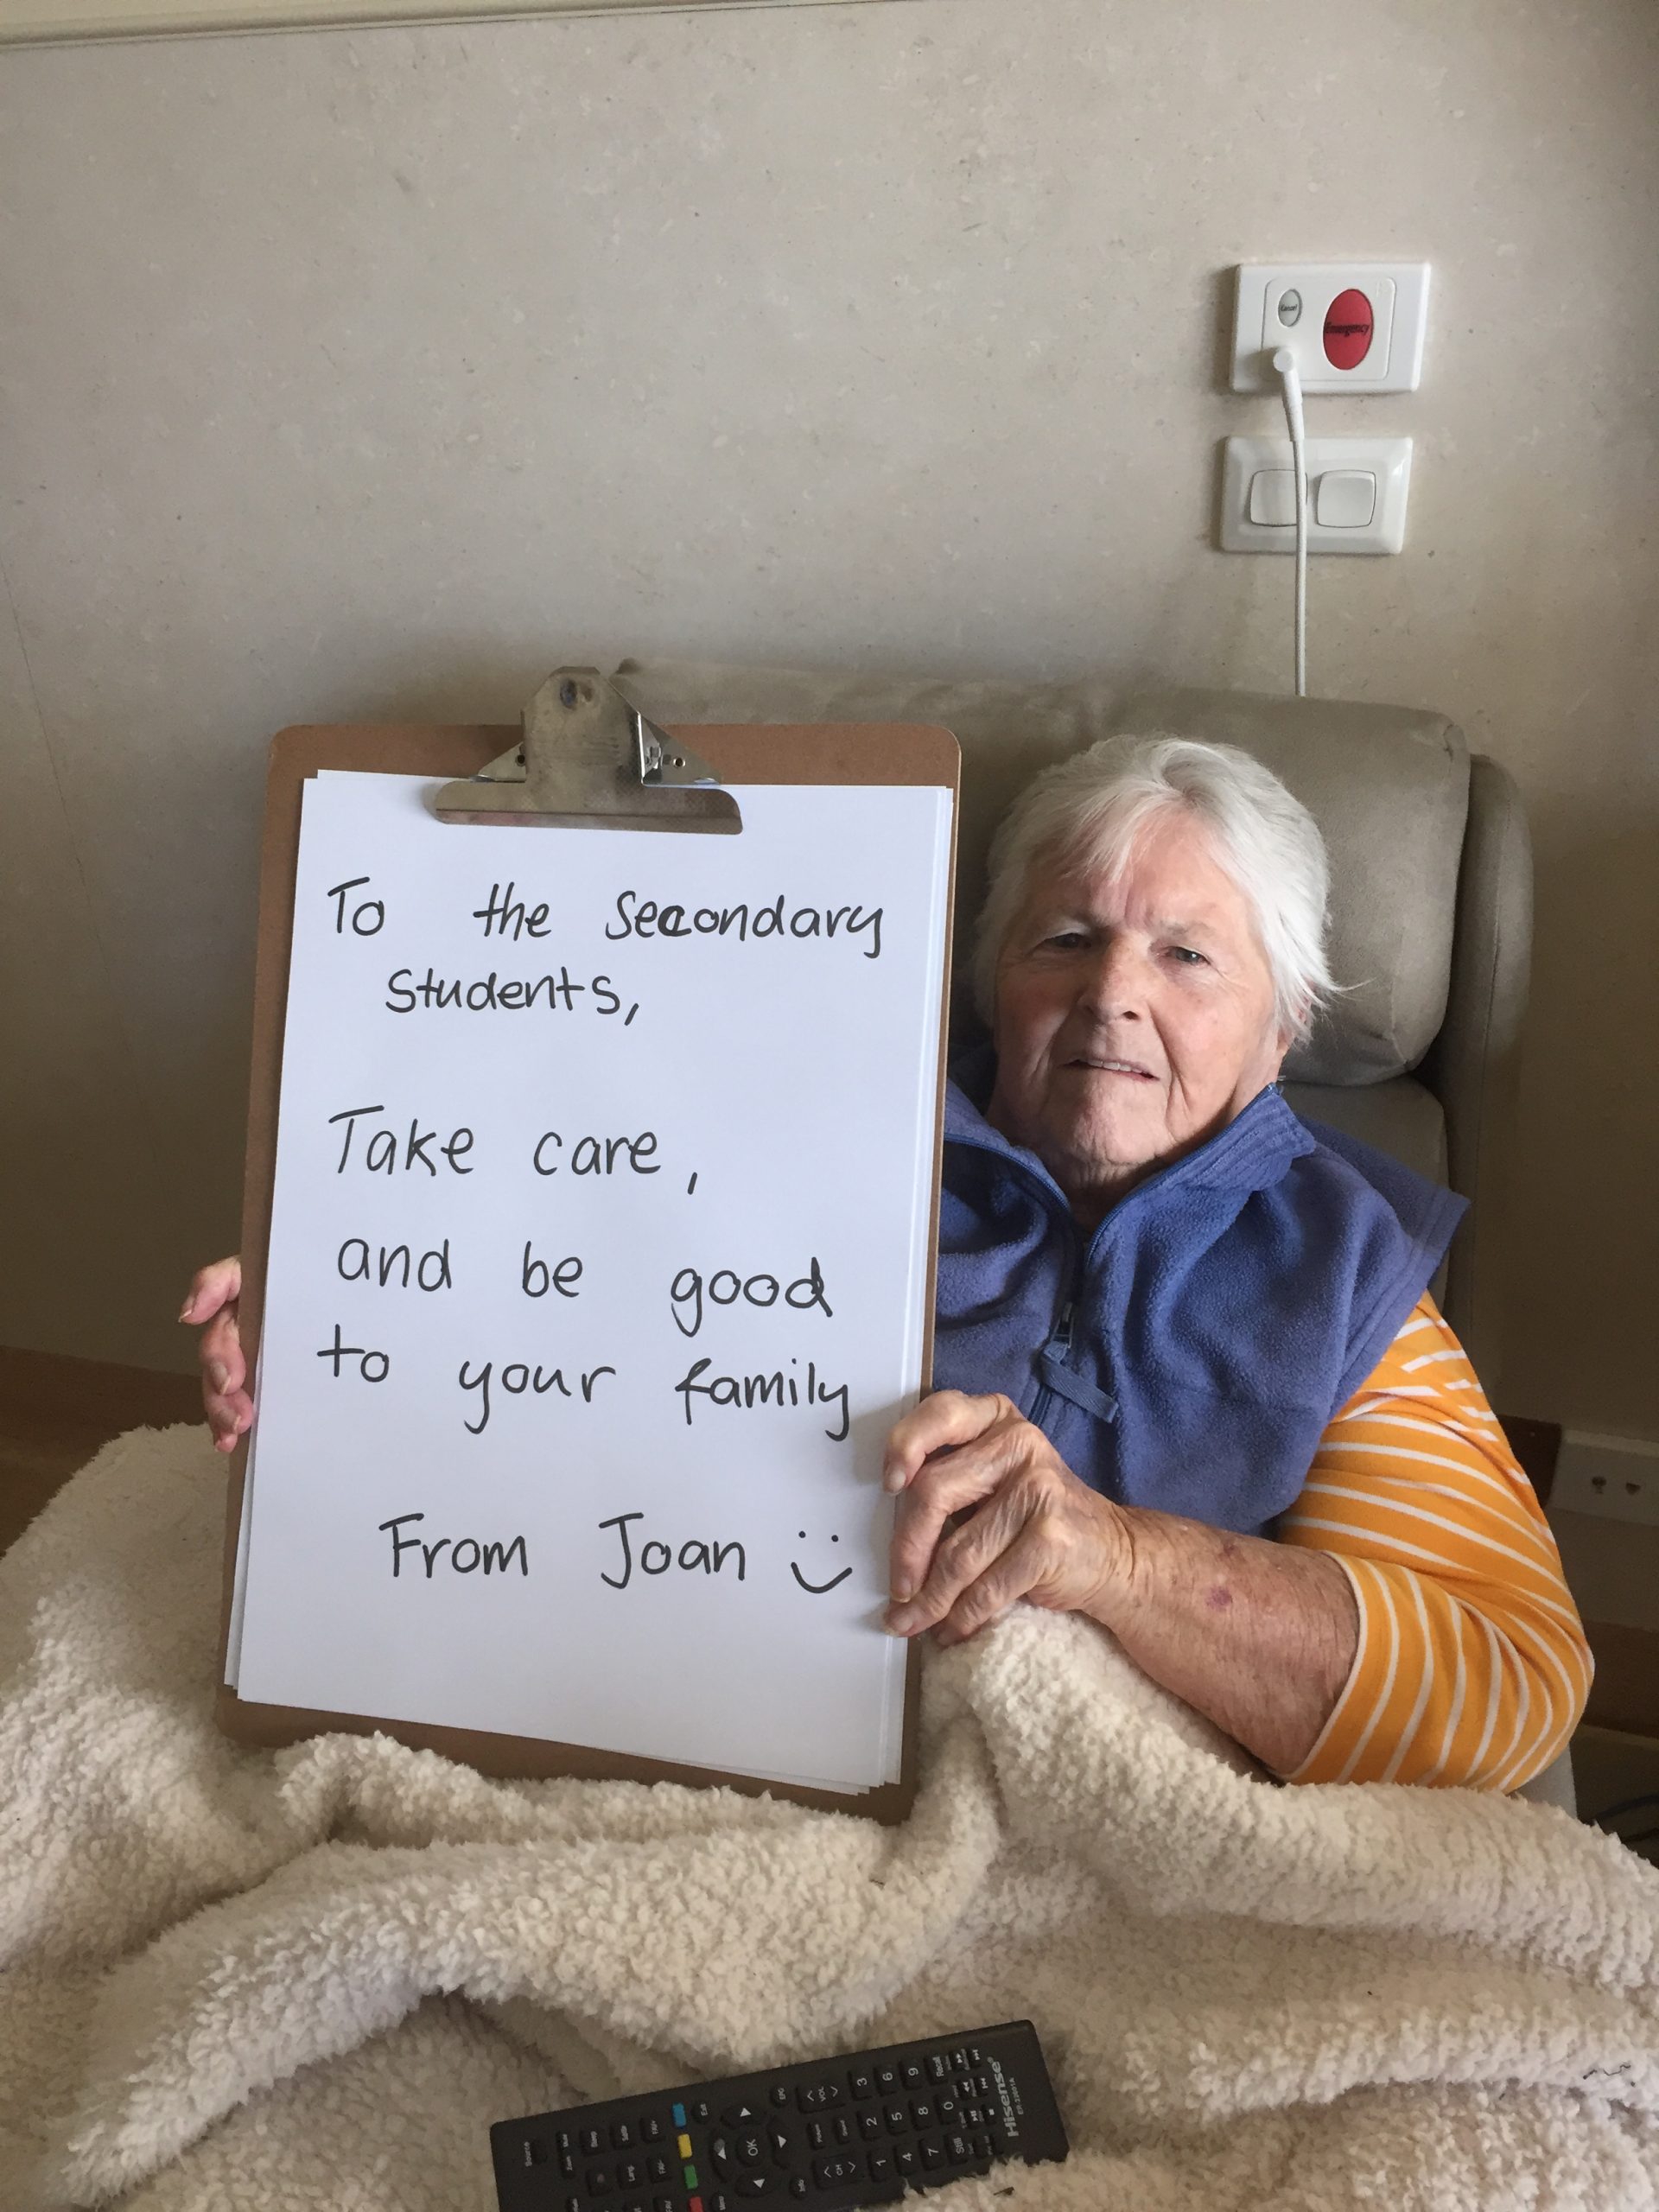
[{"x1": 491, "y1": 2018, "x2": 1068, "y2": 2212}]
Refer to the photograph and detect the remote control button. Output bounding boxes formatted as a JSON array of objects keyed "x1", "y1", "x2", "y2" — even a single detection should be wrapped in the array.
[
  {"x1": 894, "y1": 2148, "x2": 918, "y2": 2177},
  {"x1": 972, "y1": 2132, "x2": 995, "y2": 2160},
  {"x1": 587, "y1": 2171, "x2": 612, "y2": 2195},
  {"x1": 848, "y1": 2069, "x2": 874, "y2": 2100},
  {"x1": 734, "y1": 2176, "x2": 773, "y2": 2197},
  {"x1": 926, "y1": 2055, "x2": 948, "y2": 2083},
  {"x1": 964, "y1": 2106, "x2": 984, "y2": 2127},
  {"x1": 671, "y1": 2105, "x2": 687, "y2": 2129},
  {"x1": 947, "y1": 2133, "x2": 970, "y2": 2164},
  {"x1": 811, "y1": 2155, "x2": 860, "y2": 2188},
  {"x1": 789, "y1": 2181, "x2": 809, "y2": 2202},
  {"x1": 555, "y1": 2130, "x2": 574, "y2": 2153},
  {"x1": 620, "y1": 2200, "x2": 646, "y2": 2212},
  {"x1": 867, "y1": 2152, "x2": 892, "y2": 2183},
  {"x1": 909, "y1": 2100, "x2": 932, "y2": 2129},
  {"x1": 768, "y1": 2127, "x2": 792, "y2": 2162},
  {"x1": 975, "y1": 2072, "x2": 995, "y2": 2099},
  {"x1": 950, "y1": 2050, "x2": 969, "y2": 2073},
  {"x1": 882, "y1": 2104, "x2": 906, "y2": 2135},
  {"x1": 736, "y1": 2134, "x2": 765, "y2": 2167},
  {"x1": 691, "y1": 2101, "x2": 714, "y2": 2125},
  {"x1": 957, "y1": 2079, "x2": 975, "y2": 2103},
  {"x1": 919, "y1": 2140, "x2": 944, "y2": 2170},
  {"x1": 563, "y1": 2197, "x2": 582, "y2": 2212},
  {"x1": 830, "y1": 2116, "x2": 851, "y2": 2145},
  {"x1": 617, "y1": 2160, "x2": 643, "y2": 2189},
  {"x1": 654, "y1": 2198, "x2": 675, "y2": 2212},
  {"x1": 640, "y1": 2116, "x2": 664, "y2": 2143},
  {"x1": 582, "y1": 2128, "x2": 605, "y2": 2156},
  {"x1": 900, "y1": 2062, "x2": 924, "y2": 2089},
  {"x1": 807, "y1": 2121, "x2": 826, "y2": 2152},
  {"x1": 559, "y1": 2152, "x2": 576, "y2": 2178},
  {"x1": 613, "y1": 2122, "x2": 633, "y2": 2149},
  {"x1": 647, "y1": 2155, "x2": 669, "y2": 2182},
  {"x1": 771, "y1": 2087, "x2": 791, "y2": 2108},
  {"x1": 709, "y1": 2137, "x2": 734, "y2": 2177},
  {"x1": 936, "y1": 2095, "x2": 957, "y2": 2122},
  {"x1": 874, "y1": 2065, "x2": 899, "y2": 2094},
  {"x1": 858, "y1": 2113, "x2": 881, "y2": 2141},
  {"x1": 724, "y1": 2103, "x2": 762, "y2": 2126},
  {"x1": 677, "y1": 2134, "x2": 694, "y2": 2160}
]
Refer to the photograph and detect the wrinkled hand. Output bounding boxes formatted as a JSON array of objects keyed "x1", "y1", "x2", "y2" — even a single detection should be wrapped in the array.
[
  {"x1": 179, "y1": 1255, "x2": 251, "y2": 1452},
  {"x1": 883, "y1": 1390, "x2": 1128, "y2": 1646}
]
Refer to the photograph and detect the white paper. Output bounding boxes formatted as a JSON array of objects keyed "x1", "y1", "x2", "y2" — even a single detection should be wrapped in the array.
[{"x1": 232, "y1": 772, "x2": 951, "y2": 1791}]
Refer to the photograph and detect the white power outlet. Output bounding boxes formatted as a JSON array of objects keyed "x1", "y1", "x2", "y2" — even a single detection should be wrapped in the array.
[{"x1": 1551, "y1": 1432, "x2": 1659, "y2": 1528}]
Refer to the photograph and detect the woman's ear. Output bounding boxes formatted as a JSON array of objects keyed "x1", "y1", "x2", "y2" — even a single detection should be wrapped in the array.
[{"x1": 1267, "y1": 1009, "x2": 1300, "y2": 1079}]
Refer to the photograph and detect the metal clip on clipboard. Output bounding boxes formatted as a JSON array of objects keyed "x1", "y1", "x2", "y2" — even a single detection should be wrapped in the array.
[{"x1": 433, "y1": 666, "x2": 741, "y2": 835}]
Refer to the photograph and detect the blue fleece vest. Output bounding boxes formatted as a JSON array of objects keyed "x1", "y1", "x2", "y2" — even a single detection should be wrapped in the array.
[{"x1": 935, "y1": 1052, "x2": 1466, "y2": 1535}]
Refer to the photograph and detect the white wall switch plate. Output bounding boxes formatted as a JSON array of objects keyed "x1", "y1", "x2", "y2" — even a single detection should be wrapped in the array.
[
  {"x1": 1219, "y1": 435, "x2": 1412, "y2": 555},
  {"x1": 1550, "y1": 1431, "x2": 1659, "y2": 1529},
  {"x1": 1230, "y1": 263, "x2": 1431, "y2": 394}
]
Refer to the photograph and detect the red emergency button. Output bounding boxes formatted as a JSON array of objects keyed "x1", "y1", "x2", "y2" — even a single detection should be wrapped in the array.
[{"x1": 1323, "y1": 288, "x2": 1374, "y2": 371}]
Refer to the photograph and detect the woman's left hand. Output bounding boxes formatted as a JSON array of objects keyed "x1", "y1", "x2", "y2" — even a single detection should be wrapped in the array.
[{"x1": 883, "y1": 1390, "x2": 1128, "y2": 1646}]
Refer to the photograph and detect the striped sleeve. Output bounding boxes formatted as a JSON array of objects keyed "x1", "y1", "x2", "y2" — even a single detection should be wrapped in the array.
[{"x1": 1274, "y1": 1294, "x2": 1592, "y2": 1791}]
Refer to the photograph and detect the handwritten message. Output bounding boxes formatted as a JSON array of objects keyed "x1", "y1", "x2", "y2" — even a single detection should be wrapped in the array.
[{"x1": 230, "y1": 772, "x2": 952, "y2": 1792}]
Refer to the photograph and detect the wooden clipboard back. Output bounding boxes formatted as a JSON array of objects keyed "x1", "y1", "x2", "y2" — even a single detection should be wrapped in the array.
[{"x1": 218, "y1": 718, "x2": 961, "y2": 1824}]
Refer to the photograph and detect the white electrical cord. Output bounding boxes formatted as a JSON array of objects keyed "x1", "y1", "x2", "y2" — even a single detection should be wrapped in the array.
[{"x1": 1272, "y1": 346, "x2": 1308, "y2": 697}]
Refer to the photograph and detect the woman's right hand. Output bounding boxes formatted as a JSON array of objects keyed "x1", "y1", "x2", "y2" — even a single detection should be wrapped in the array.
[{"x1": 180, "y1": 1256, "x2": 251, "y2": 1452}]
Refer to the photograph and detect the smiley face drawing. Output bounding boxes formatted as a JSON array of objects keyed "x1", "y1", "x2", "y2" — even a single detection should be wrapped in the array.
[{"x1": 790, "y1": 1529, "x2": 852, "y2": 1595}]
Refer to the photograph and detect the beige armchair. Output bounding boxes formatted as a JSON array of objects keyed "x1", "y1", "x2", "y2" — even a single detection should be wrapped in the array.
[{"x1": 616, "y1": 663, "x2": 1529, "y2": 1391}]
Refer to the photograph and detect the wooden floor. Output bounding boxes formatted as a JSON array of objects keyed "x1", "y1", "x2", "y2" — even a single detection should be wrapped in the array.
[{"x1": 0, "y1": 1345, "x2": 200, "y2": 1558}]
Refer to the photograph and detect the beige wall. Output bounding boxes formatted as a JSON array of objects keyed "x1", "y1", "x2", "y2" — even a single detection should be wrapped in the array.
[{"x1": 1, "y1": 0, "x2": 1655, "y2": 1427}]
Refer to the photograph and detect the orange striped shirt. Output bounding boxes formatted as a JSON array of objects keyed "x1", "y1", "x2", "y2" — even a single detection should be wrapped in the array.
[{"x1": 1274, "y1": 1295, "x2": 1591, "y2": 1791}]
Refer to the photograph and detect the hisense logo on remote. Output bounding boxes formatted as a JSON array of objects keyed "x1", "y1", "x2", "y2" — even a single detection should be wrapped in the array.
[{"x1": 988, "y1": 2055, "x2": 1021, "y2": 2138}]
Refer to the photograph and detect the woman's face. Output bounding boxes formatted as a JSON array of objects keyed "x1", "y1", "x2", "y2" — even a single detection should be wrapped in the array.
[{"x1": 988, "y1": 812, "x2": 1291, "y2": 1220}]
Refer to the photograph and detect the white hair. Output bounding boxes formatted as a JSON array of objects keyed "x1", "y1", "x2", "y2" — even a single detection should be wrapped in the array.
[{"x1": 973, "y1": 733, "x2": 1335, "y2": 1045}]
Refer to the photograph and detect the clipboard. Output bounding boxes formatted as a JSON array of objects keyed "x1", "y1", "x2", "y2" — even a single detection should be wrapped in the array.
[{"x1": 217, "y1": 671, "x2": 961, "y2": 1824}]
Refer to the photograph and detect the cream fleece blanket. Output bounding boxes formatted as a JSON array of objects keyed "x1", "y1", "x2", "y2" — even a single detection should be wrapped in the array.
[{"x1": 2, "y1": 1425, "x2": 1657, "y2": 2212}]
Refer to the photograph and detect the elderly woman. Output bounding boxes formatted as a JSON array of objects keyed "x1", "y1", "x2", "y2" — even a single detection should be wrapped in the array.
[
  {"x1": 186, "y1": 735, "x2": 1588, "y2": 1793},
  {"x1": 882, "y1": 734, "x2": 1589, "y2": 1791}
]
